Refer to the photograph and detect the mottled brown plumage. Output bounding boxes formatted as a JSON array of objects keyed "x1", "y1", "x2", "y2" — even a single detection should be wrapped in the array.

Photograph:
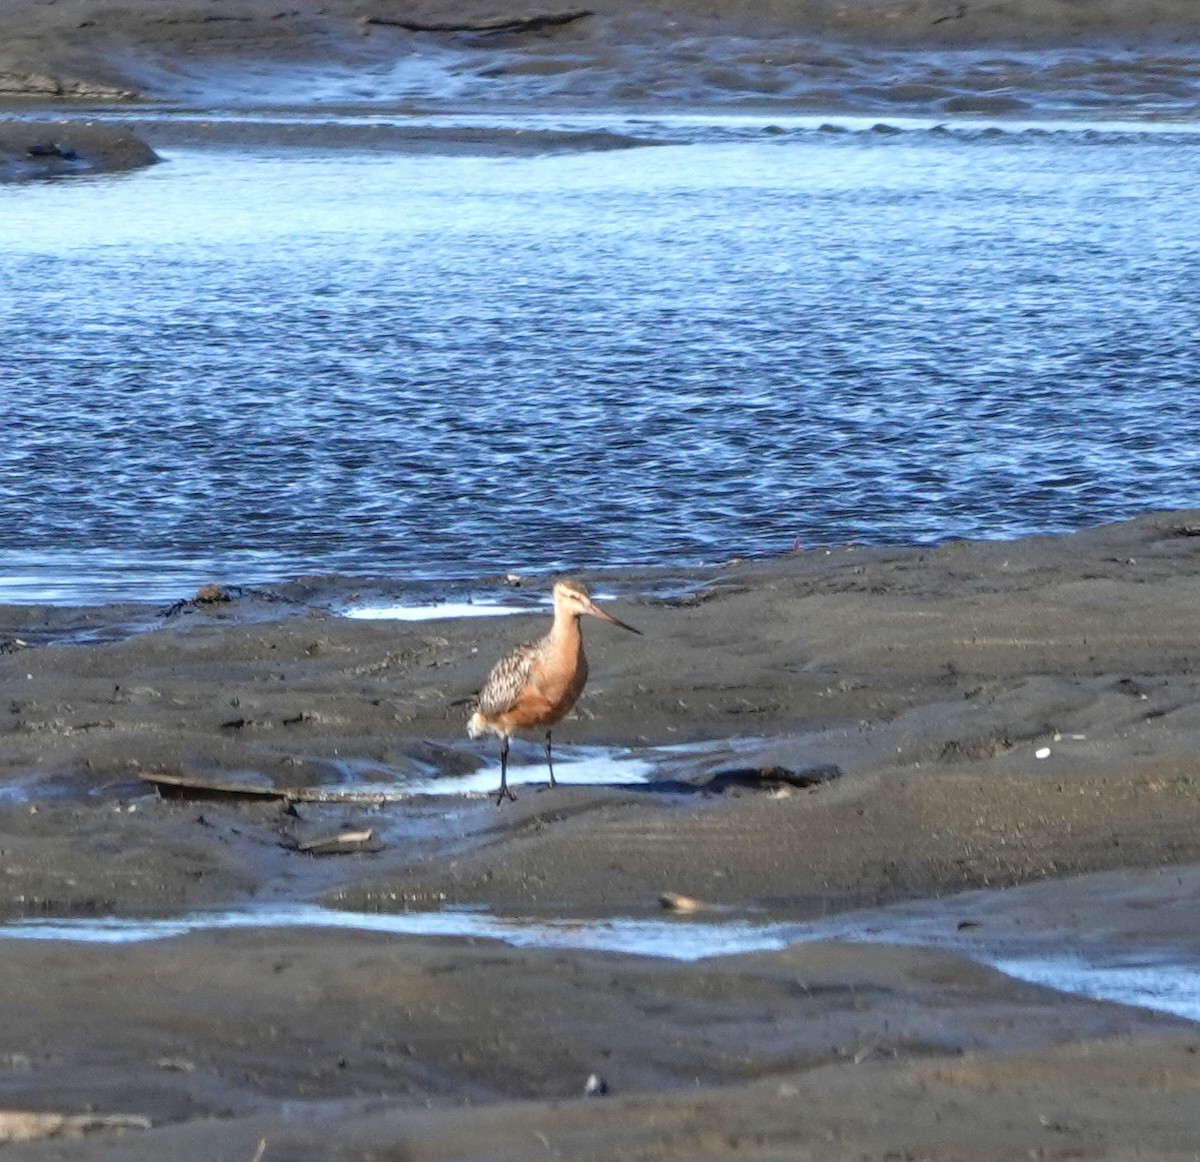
[{"x1": 467, "y1": 578, "x2": 641, "y2": 803}]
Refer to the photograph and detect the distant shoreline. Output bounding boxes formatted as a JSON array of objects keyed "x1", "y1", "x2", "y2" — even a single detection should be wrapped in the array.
[{"x1": 2, "y1": 0, "x2": 1199, "y2": 118}]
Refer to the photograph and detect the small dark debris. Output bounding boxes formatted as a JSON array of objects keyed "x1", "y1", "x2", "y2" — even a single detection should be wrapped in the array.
[
  {"x1": 159, "y1": 585, "x2": 234, "y2": 616},
  {"x1": 931, "y1": 3, "x2": 968, "y2": 25},
  {"x1": 939, "y1": 736, "x2": 1011, "y2": 762},
  {"x1": 27, "y1": 141, "x2": 77, "y2": 159},
  {"x1": 365, "y1": 8, "x2": 591, "y2": 35},
  {"x1": 0, "y1": 638, "x2": 30, "y2": 654},
  {"x1": 1113, "y1": 676, "x2": 1150, "y2": 697},
  {"x1": 158, "y1": 584, "x2": 303, "y2": 618},
  {"x1": 956, "y1": 919, "x2": 981, "y2": 931},
  {"x1": 704, "y1": 764, "x2": 842, "y2": 793}
]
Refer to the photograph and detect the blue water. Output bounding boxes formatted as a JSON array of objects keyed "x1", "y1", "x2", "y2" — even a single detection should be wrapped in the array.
[{"x1": 4, "y1": 112, "x2": 1200, "y2": 604}]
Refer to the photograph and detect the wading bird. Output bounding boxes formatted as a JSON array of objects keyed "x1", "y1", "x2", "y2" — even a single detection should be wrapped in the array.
[{"x1": 467, "y1": 578, "x2": 641, "y2": 804}]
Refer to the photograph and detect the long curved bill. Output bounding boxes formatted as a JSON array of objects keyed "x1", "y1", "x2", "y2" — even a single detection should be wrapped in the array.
[{"x1": 585, "y1": 600, "x2": 642, "y2": 635}]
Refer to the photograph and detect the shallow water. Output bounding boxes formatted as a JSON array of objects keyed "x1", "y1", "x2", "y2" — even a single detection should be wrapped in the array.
[
  {"x1": 247, "y1": 737, "x2": 738, "y2": 798},
  {"x1": 339, "y1": 584, "x2": 624, "y2": 619},
  {"x1": 4, "y1": 902, "x2": 1197, "y2": 1022},
  {"x1": 343, "y1": 597, "x2": 530, "y2": 620},
  {"x1": 440, "y1": 747, "x2": 657, "y2": 795},
  {"x1": 4, "y1": 113, "x2": 1200, "y2": 604},
  {"x1": 298, "y1": 742, "x2": 663, "y2": 797}
]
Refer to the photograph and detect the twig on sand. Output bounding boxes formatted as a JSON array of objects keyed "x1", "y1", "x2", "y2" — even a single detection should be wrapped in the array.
[
  {"x1": 251, "y1": 1138, "x2": 268, "y2": 1162},
  {"x1": 364, "y1": 9, "x2": 591, "y2": 35},
  {"x1": 290, "y1": 827, "x2": 381, "y2": 855},
  {"x1": 0, "y1": 1111, "x2": 150, "y2": 1143}
]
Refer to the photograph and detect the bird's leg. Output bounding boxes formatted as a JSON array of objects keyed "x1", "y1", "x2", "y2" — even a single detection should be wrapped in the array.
[
  {"x1": 545, "y1": 730, "x2": 557, "y2": 788},
  {"x1": 495, "y1": 735, "x2": 516, "y2": 805}
]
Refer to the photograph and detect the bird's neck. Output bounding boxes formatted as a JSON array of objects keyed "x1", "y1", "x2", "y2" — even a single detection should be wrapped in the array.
[{"x1": 549, "y1": 608, "x2": 583, "y2": 646}]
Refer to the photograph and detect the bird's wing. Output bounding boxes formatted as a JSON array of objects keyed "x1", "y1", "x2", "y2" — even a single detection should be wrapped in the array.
[{"x1": 476, "y1": 639, "x2": 540, "y2": 717}]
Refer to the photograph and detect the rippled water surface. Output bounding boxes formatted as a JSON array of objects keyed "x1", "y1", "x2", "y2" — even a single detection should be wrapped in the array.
[{"x1": 4, "y1": 114, "x2": 1200, "y2": 602}]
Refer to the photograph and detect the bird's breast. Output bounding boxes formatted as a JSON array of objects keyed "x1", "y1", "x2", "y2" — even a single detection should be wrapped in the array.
[
  {"x1": 497, "y1": 640, "x2": 587, "y2": 731},
  {"x1": 538, "y1": 645, "x2": 588, "y2": 709}
]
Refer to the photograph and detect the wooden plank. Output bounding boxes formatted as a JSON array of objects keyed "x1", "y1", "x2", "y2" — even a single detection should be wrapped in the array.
[{"x1": 139, "y1": 770, "x2": 404, "y2": 804}]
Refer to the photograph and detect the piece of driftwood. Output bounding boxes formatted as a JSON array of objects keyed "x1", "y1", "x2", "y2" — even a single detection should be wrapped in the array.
[
  {"x1": 140, "y1": 770, "x2": 400, "y2": 804},
  {"x1": 289, "y1": 827, "x2": 383, "y2": 856},
  {"x1": 0, "y1": 1112, "x2": 150, "y2": 1143},
  {"x1": 364, "y1": 9, "x2": 591, "y2": 34}
]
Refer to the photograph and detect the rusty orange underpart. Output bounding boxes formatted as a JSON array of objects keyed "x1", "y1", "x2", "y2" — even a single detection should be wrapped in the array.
[{"x1": 484, "y1": 629, "x2": 588, "y2": 735}]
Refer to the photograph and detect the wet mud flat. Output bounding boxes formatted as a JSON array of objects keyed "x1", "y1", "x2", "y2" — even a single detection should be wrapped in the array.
[
  {"x1": 4, "y1": 0, "x2": 1200, "y2": 117},
  {"x1": 0, "y1": 120, "x2": 157, "y2": 181},
  {"x1": 4, "y1": 512, "x2": 1200, "y2": 1157},
  {"x1": 6, "y1": 0, "x2": 1200, "y2": 192},
  {"x1": 3, "y1": 922, "x2": 1199, "y2": 1160}
]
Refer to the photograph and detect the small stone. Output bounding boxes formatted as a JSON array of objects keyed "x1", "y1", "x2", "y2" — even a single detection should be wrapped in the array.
[
  {"x1": 583, "y1": 1073, "x2": 608, "y2": 1097},
  {"x1": 658, "y1": 891, "x2": 703, "y2": 913}
]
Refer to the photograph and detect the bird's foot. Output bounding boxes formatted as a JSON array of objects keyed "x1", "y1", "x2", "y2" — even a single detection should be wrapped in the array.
[{"x1": 494, "y1": 786, "x2": 517, "y2": 806}]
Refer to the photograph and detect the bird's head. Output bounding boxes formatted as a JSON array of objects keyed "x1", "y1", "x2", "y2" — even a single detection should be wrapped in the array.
[{"x1": 552, "y1": 578, "x2": 642, "y2": 635}]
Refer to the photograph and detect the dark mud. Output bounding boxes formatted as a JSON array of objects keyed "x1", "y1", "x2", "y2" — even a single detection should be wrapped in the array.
[
  {"x1": 4, "y1": 921, "x2": 1198, "y2": 1160},
  {"x1": 7, "y1": 511, "x2": 1200, "y2": 921}
]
